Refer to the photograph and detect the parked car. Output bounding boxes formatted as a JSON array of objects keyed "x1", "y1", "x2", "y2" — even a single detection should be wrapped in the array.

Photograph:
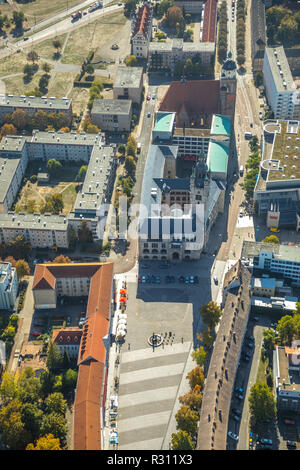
[
  {"x1": 138, "y1": 276, "x2": 142, "y2": 283},
  {"x1": 185, "y1": 276, "x2": 189, "y2": 284},
  {"x1": 156, "y1": 276, "x2": 161, "y2": 284},
  {"x1": 146, "y1": 95, "x2": 151, "y2": 101},
  {"x1": 231, "y1": 413, "x2": 241, "y2": 422},
  {"x1": 228, "y1": 431, "x2": 239, "y2": 442},
  {"x1": 287, "y1": 440, "x2": 297, "y2": 449},
  {"x1": 260, "y1": 438, "x2": 272, "y2": 445},
  {"x1": 252, "y1": 316, "x2": 259, "y2": 322},
  {"x1": 283, "y1": 418, "x2": 296, "y2": 425},
  {"x1": 66, "y1": 316, "x2": 71, "y2": 326},
  {"x1": 189, "y1": 276, "x2": 194, "y2": 284},
  {"x1": 232, "y1": 408, "x2": 242, "y2": 416},
  {"x1": 213, "y1": 276, "x2": 218, "y2": 284},
  {"x1": 147, "y1": 112, "x2": 151, "y2": 118}
]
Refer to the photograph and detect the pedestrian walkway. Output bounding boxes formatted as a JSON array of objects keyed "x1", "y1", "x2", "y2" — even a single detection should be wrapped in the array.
[{"x1": 117, "y1": 342, "x2": 191, "y2": 450}]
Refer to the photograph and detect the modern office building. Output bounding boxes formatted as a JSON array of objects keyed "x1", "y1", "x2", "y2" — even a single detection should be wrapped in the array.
[
  {"x1": 242, "y1": 240, "x2": 300, "y2": 285},
  {"x1": 254, "y1": 120, "x2": 300, "y2": 229},
  {"x1": 0, "y1": 261, "x2": 18, "y2": 309},
  {"x1": 91, "y1": 99, "x2": 132, "y2": 132},
  {"x1": 113, "y1": 66, "x2": 143, "y2": 104},
  {"x1": 263, "y1": 46, "x2": 300, "y2": 120},
  {"x1": 131, "y1": 2, "x2": 152, "y2": 59},
  {"x1": 0, "y1": 94, "x2": 72, "y2": 124}
]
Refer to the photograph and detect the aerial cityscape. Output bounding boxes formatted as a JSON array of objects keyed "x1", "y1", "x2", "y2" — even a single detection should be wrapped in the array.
[{"x1": 0, "y1": 0, "x2": 299, "y2": 453}]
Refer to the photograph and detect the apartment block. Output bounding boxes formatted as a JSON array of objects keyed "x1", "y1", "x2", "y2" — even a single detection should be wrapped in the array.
[
  {"x1": 91, "y1": 99, "x2": 132, "y2": 132},
  {"x1": 0, "y1": 261, "x2": 18, "y2": 309},
  {"x1": 263, "y1": 46, "x2": 300, "y2": 120},
  {"x1": 131, "y1": 2, "x2": 152, "y2": 59},
  {"x1": 113, "y1": 66, "x2": 143, "y2": 104}
]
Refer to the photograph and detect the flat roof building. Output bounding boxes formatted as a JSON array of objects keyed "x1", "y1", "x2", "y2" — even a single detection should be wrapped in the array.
[
  {"x1": 113, "y1": 66, "x2": 143, "y2": 104},
  {"x1": 91, "y1": 99, "x2": 132, "y2": 132}
]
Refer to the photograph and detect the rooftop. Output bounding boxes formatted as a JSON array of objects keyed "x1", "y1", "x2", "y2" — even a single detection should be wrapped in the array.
[
  {"x1": 91, "y1": 99, "x2": 132, "y2": 115},
  {"x1": 202, "y1": 0, "x2": 217, "y2": 43},
  {"x1": 149, "y1": 39, "x2": 215, "y2": 52},
  {"x1": 0, "y1": 212, "x2": 68, "y2": 232},
  {"x1": 154, "y1": 112, "x2": 176, "y2": 133},
  {"x1": 211, "y1": 114, "x2": 231, "y2": 136},
  {"x1": 277, "y1": 346, "x2": 300, "y2": 393},
  {"x1": 241, "y1": 240, "x2": 300, "y2": 263},
  {"x1": 265, "y1": 46, "x2": 295, "y2": 93},
  {"x1": 0, "y1": 94, "x2": 71, "y2": 111},
  {"x1": 114, "y1": 66, "x2": 143, "y2": 89},
  {"x1": 207, "y1": 141, "x2": 229, "y2": 175},
  {"x1": 0, "y1": 157, "x2": 22, "y2": 203}
]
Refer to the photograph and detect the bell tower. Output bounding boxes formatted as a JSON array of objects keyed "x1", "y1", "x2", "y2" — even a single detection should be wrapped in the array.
[{"x1": 219, "y1": 52, "x2": 237, "y2": 118}]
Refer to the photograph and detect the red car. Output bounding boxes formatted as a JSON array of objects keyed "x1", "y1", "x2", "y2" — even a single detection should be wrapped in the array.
[
  {"x1": 284, "y1": 418, "x2": 296, "y2": 425},
  {"x1": 31, "y1": 330, "x2": 42, "y2": 337},
  {"x1": 146, "y1": 96, "x2": 151, "y2": 101}
]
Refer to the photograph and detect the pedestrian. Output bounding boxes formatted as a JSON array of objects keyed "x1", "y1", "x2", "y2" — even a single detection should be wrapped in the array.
[
  {"x1": 128, "y1": 343, "x2": 130, "y2": 350},
  {"x1": 181, "y1": 337, "x2": 183, "y2": 344}
]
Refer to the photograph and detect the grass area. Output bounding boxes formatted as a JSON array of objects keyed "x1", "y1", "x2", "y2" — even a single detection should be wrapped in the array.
[
  {"x1": 268, "y1": 121, "x2": 300, "y2": 181},
  {"x1": 61, "y1": 10, "x2": 127, "y2": 65},
  {"x1": 0, "y1": 0, "x2": 85, "y2": 29},
  {"x1": 0, "y1": 52, "x2": 29, "y2": 77},
  {"x1": 61, "y1": 183, "x2": 78, "y2": 213},
  {"x1": 256, "y1": 352, "x2": 268, "y2": 385},
  {"x1": 48, "y1": 71, "x2": 77, "y2": 97},
  {"x1": 68, "y1": 86, "x2": 90, "y2": 115},
  {"x1": 31, "y1": 33, "x2": 67, "y2": 61},
  {"x1": 3, "y1": 71, "x2": 44, "y2": 95}
]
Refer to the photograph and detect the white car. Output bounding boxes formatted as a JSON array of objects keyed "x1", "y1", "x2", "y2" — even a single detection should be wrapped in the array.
[{"x1": 228, "y1": 431, "x2": 239, "y2": 442}]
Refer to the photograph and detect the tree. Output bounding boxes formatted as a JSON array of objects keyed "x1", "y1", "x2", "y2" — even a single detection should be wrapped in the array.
[
  {"x1": 62, "y1": 369, "x2": 77, "y2": 394},
  {"x1": 42, "y1": 63, "x2": 51, "y2": 74},
  {"x1": 124, "y1": 0, "x2": 138, "y2": 18},
  {"x1": 77, "y1": 165, "x2": 87, "y2": 181},
  {"x1": 86, "y1": 64, "x2": 94, "y2": 75},
  {"x1": 52, "y1": 39, "x2": 62, "y2": 54},
  {"x1": 17, "y1": 368, "x2": 41, "y2": 404},
  {"x1": 126, "y1": 134, "x2": 137, "y2": 157},
  {"x1": 16, "y1": 259, "x2": 30, "y2": 280},
  {"x1": 26, "y1": 434, "x2": 62, "y2": 450},
  {"x1": 125, "y1": 55, "x2": 137, "y2": 67},
  {"x1": 262, "y1": 235, "x2": 279, "y2": 244},
  {"x1": 52, "y1": 255, "x2": 71, "y2": 264},
  {"x1": 11, "y1": 109, "x2": 27, "y2": 130},
  {"x1": 27, "y1": 51, "x2": 39, "y2": 65},
  {"x1": 277, "y1": 315, "x2": 296, "y2": 345},
  {"x1": 200, "y1": 301, "x2": 222, "y2": 330},
  {"x1": 46, "y1": 342, "x2": 62, "y2": 374},
  {"x1": 1, "y1": 123, "x2": 17, "y2": 136},
  {"x1": 40, "y1": 412, "x2": 67, "y2": 445},
  {"x1": 125, "y1": 155, "x2": 136, "y2": 174},
  {"x1": 86, "y1": 123, "x2": 100, "y2": 134},
  {"x1": 175, "y1": 405, "x2": 198, "y2": 436},
  {"x1": 254, "y1": 71, "x2": 263, "y2": 88},
  {"x1": 45, "y1": 392, "x2": 67, "y2": 416},
  {"x1": 0, "y1": 399, "x2": 31, "y2": 449},
  {"x1": 171, "y1": 430, "x2": 194, "y2": 450},
  {"x1": 21, "y1": 402, "x2": 43, "y2": 442},
  {"x1": 263, "y1": 329, "x2": 276, "y2": 353},
  {"x1": 46, "y1": 159, "x2": 62, "y2": 177},
  {"x1": 179, "y1": 390, "x2": 202, "y2": 411},
  {"x1": 7, "y1": 234, "x2": 31, "y2": 260},
  {"x1": 39, "y1": 370, "x2": 56, "y2": 399},
  {"x1": 78, "y1": 220, "x2": 93, "y2": 243},
  {"x1": 278, "y1": 16, "x2": 298, "y2": 44},
  {"x1": 191, "y1": 346, "x2": 207, "y2": 367},
  {"x1": 166, "y1": 6, "x2": 183, "y2": 28},
  {"x1": 0, "y1": 371, "x2": 18, "y2": 406},
  {"x1": 39, "y1": 74, "x2": 49, "y2": 93},
  {"x1": 34, "y1": 110, "x2": 48, "y2": 130},
  {"x1": 249, "y1": 382, "x2": 276, "y2": 425},
  {"x1": 12, "y1": 11, "x2": 26, "y2": 30},
  {"x1": 186, "y1": 365, "x2": 204, "y2": 390}
]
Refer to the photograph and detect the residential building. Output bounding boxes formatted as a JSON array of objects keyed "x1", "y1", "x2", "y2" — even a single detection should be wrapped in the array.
[
  {"x1": 174, "y1": 0, "x2": 203, "y2": 15},
  {"x1": 201, "y1": 0, "x2": 217, "y2": 43},
  {"x1": 275, "y1": 345, "x2": 300, "y2": 411},
  {"x1": 113, "y1": 66, "x2": 143, "y2": 104},
  {"x1": 197, "y1": 261, "x2": 252, "y2": 450},
  {"x1": 52, "y1": 329, "x2": 83, "y2": 359},
  {"x1": 91, "y1": 99, "x2": 132, "y2": 132},
  {"x1": 242, "y1": 240, "x2": 300, "y2": 285},
  {"x1": 0, "y1": 94, "x2": 72, "y2": 124},
  {"x1": 263, "y1": 46, "x2": 300, "y2": 120},
  {"x1": 0, "y1": 261, "x2": 18, "y2": 309},
  {"x1": 148, "y1": 39, "x2": 215, "y2": 75},
  {"x1": 254, "y1": 120, "x2": 300, "y2": 229},
  {"x1": 0, "y1": 131, "x2": 116, "y2": 244},
  {"x1": 131, "y1": 2, "x2": 152, "y2": 59}
]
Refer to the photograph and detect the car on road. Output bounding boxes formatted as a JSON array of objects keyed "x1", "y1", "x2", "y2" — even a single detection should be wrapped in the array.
[
  {"x1": 228, "y1": 431, "x2": 239, "y2": 442},
  {"x1": 259, "y1": 111, "x2": 263, "y2": 120},
  {"x1": 118, "y1": 1, "x2": 123, "y2": 5},
  {"x1": 260, "y1": 438, "x2": 272, "y2": 445},
  {"x1": 231, "y1": 413, "x2": 241, "y2": 422},
  {"x1": 146, "y1": 95, "x2": 151, "y2": 101},
  {"x1": 213, "y1": 276, "x2": 218, "y2": 284},
  {"x1": 23, "y1": 37, "x2": 29, "y2": 41},
  {"x1": 185, "y1": 276, "x2": 189, "y2": 284},
  {"x1": 152, "y1": 94, "x2": 156, "y2": 99},
  {"x1": 247, "y1": 335, "x2": 255, "y2": 342},
  {"x1": 189, "y1": 276, "x2": 194, "y2": 284},
  {"x1": 252, "y1": 316, "x2": 259, "y2": 322},
  {"x1": 287, "y1": 440, "x2": 297, "y2": 449},
  {"x1": 147, "y1": 112, "x2": 151, "y2": 118},
  {"x1": 142, "y1": 275, "x2": 147, "y2": 283},
  {"x1": 232, "y1": 408, "x2": 242, "y2": 416},
  {"x1": 66, "y1": 316, "x2": 71, "y2": 326}
]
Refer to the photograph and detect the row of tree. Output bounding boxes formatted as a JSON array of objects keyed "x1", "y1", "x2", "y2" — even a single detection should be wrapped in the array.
[
  {"x1": 0, "y1": 108, "x2": 70, "y2": 135},
  {"x1": 236, "y1": 0, "x2": 246, "y2": 66},
  {"x1": 217, "y1": 1, "x2": 228, "y2": 64},
  {"x1": 240, "y1": 135, "x2": 260, "y2": 198}
]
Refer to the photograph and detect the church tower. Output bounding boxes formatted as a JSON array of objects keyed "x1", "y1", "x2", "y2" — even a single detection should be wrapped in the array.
[{"x1": 219, "y1": 52, "x2": 237, "y2": 118}]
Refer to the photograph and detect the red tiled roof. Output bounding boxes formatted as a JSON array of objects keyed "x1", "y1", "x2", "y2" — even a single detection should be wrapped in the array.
[
  {"x1": 52, "y1": 329, "x2": 82, "y2": 346},
  {"x1": 33, "y1": 263, "x2": 102, "y2": 290},
  {"x1": 202, "y1": 0, "x2": 217, "y2": 43},
  {"x1": 133, "y1": 4, "x2": 151, "y2": 37},
  {"x1": 159, "y1": 80, "x2": 220, "y2": 128},
  {"x1": 73, "y1": 360, "x2": 104, "y2": 450}
]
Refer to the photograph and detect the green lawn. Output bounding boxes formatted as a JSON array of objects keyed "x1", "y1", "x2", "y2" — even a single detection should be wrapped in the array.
[
  {"x1": 61, "y1": 183, "x2": 78, "y2": 214},
  {"x1": 32, "y1": 34, "x2": 67, "y2": 61}
]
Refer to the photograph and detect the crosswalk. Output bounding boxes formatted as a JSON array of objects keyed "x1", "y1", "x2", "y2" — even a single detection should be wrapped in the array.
[{"x1": 117, "y1": 342, "x2": 191, "y2": 450}]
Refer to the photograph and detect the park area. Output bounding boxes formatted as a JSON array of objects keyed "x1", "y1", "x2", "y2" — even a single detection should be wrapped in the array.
[{"x1": 15, "y1": 163, "x2": 81, "y2": 215}]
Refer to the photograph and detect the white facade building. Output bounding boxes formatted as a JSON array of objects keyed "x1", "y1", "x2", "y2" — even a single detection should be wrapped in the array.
[{"x1": 131, "y1": 3, "x2": 152, "y2": 59}]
